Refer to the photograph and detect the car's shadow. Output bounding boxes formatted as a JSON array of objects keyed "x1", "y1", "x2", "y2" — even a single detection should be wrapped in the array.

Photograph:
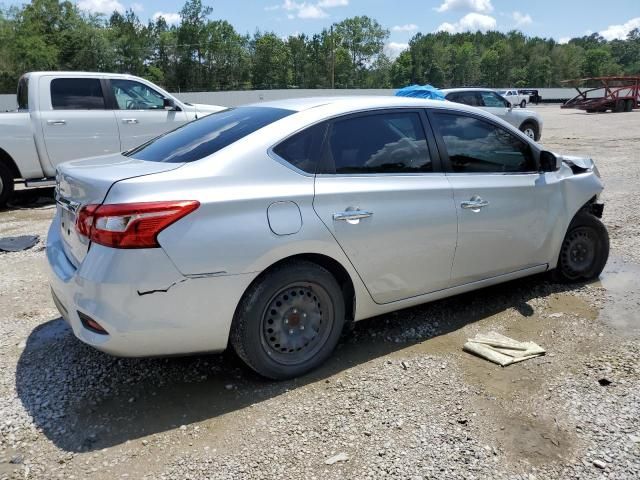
[
  {"x1": 15, "y1": 275, "x2": 586, "y2": 452},
  {"x1": 2, "y1": 187, "x2": 55, "y2": 212}
]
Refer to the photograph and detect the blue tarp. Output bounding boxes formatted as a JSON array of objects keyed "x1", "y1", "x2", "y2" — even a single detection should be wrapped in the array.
[{"x1": 395, "y1": 84, "x2": 445, "y2": 100}]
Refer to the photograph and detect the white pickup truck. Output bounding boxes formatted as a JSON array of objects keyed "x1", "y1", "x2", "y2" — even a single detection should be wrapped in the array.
[
  {"x1": 496, "y1": 88, "x2": 528, "y2": 108},
  {"x1": 0, "y1": 71, "x2": 226, "y2": 206}
]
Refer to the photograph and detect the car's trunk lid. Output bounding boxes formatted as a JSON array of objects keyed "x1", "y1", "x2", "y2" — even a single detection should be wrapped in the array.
[{"x1": 55, "y1": 154, "x2": 183, "y2": 266}]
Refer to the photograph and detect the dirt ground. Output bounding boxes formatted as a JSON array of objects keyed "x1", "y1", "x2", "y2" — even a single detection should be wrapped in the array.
[{"x1": 0, "y1": 105, "x2": 639, "y2": 480}]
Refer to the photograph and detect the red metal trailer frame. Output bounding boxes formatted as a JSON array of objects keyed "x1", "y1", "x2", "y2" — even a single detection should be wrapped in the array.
[{"x1": 561, "y1": 76, "x2": 640, "y2": 113}]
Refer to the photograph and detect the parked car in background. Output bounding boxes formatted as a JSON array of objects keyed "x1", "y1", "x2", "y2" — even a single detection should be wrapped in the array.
[
  {"x1": 48, "y1": 96, "x2": 608, "y2": 380},
  {"x1": 441, "y1": 88, "x2": 543, "y2": 140},
  {"x1": 519, "y1": 89, "x2": 542, "y2": 105},
  {"x1": 0, "y1": 72, "x2": 226, "y2": 206},
  {"x1": 497, "y1": 88, "x2": 528, "y2": 108}
]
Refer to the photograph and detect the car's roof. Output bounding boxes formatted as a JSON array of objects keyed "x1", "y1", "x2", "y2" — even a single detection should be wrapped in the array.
[
  {"x1": 246, "y1": 95, "x2": 475, "y2": 114},
  {"x1": 440, "y1": 87, "x2": 497, "y2": 94},
  {"x1": 23, "y1": 71, "x2": 144, "y2": 80}
]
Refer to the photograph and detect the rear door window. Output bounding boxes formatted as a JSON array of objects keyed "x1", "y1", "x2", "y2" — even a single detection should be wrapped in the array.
[
  {"x1": 324, "y1": 112, "x2": 432, "y2": 174},
  {"x1": 446, "y1": 92, "x2": 482, "y2": 107},
  {"x1": 51, "y1": 78, "x2": 106, "y2": 110},
  {"x1": 432, "y1": 112, "x2": 535, "y2": 173},
  {"x1": 126, "y1": 106, "x2": 294, "y2": 163}
]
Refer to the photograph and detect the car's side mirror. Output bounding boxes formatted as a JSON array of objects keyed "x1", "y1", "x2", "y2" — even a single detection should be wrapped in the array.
[
  {"x1": 540, "y1": 151, "x2": 561, "y2": 172},
  {"x1": 163, "y1": 98, "x2": 177, "y2": 110}
]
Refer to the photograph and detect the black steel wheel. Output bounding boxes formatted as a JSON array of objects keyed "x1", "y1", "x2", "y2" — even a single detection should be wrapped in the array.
[
  {"x1": 260, "y1": 282, "x2": 333, "y2": 365},
  {"x1": 552, "y1": 211, "x2": 609, "y2": 283},
  {"x1": 230, "y1": 260, "x2": 345, "y2": 379}
]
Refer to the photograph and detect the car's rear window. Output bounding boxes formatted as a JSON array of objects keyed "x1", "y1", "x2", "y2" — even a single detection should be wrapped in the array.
[{"x1": 125, "y1": 106, "x2": 294, "y2": 163}]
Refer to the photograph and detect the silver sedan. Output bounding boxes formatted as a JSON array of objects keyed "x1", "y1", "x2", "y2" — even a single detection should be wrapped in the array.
[{"x1": 47, "y1": 96, "x2": 609, "y2": 379}]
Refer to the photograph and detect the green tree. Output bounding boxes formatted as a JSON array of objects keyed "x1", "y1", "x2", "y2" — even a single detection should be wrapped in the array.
[
  {"x1": 334, "y1": 16, "x2": 388, "y2": 85},
  {"x1": 251, "y1": 32, "x2": 291, "y2": 88}
]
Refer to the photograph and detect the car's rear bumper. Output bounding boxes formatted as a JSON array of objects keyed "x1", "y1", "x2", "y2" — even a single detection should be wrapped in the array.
[{"x1": 46, "y1": 213, "x2": 255, "y2": 357}]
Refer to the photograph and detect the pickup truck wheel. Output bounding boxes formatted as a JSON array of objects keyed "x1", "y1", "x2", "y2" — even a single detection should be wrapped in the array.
[
  {"x1": 230, "y1": 260, "x2": 345, "y2": 380},
  {"x1": 519, "y1": 121, "x2": 538, "y2": 141},
  {"x1": 552, "y1": 212, "x2": 609, "y2": 283},
  {"x1": 0, "y1": 163, "x2": 15, "y2": 208},
  {"x1": 520, "y1": 99, "x2": 527, "y2": 108},
  {"x1": 614, "y1": 100, "x2": 625, "y2": 113}
]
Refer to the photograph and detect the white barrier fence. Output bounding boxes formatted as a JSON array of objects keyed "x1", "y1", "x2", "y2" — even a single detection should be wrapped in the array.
[{"x1": 1, "y1": 87, "x2": 580, "y2": 112}]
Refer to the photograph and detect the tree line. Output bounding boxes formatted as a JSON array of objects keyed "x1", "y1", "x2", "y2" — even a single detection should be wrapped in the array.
[{"x1": 1, "y1": 0, "x2": 639, "y2": 94}]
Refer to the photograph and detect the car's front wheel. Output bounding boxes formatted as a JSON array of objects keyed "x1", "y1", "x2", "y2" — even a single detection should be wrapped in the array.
[
  {"x1": 230, "y1": 260, "x2": 345, "y2": 380},
  {"x1": 552, "y1": 211, "x2": 609, "y2": 283},
  {"x1": 519, "y1": 121, "x2": 538, "y2": 141},
  {"x1": 520, "y1": 99, "x2": 527, "y2": 108}
]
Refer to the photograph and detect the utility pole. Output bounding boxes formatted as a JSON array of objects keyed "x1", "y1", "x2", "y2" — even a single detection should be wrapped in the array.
[{"x1": 330, "y1": 25, "x2": 335, "y2": 89}]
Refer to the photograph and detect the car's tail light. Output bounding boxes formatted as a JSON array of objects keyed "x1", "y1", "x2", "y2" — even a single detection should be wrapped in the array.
[{"x1": 76, "y1": 201, "x2": 200, "y2": 249}]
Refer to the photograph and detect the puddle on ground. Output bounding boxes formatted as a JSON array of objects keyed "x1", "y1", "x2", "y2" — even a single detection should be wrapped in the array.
[{"x1": 595, "y1": 257, "x2": 640, "y2": 335}]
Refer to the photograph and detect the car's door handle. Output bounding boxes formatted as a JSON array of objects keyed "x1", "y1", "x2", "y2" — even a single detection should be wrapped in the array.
[
  {"x1": 333, "y1": 210, "x2": 374, "y2": 222},
  {"x1": 47, "y1": 120, "x2": 66, "y2": 126},
  {"x1": 121, "y1": 118, "x2": 139, "y2": 124},
  {"x1": 461, "y1": 196, "x2": 490, "y2": 210}
]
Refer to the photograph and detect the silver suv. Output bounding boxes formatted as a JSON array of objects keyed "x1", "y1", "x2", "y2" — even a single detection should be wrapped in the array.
[{"x1": 442, "y1": 88, "x2": 543, "y2": 140}]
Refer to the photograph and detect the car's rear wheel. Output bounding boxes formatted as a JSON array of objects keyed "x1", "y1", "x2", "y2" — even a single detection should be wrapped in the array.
[
  {"x1": 520, "y1": 99, "x2": 527, "y2": 108},
  {"x1": 614, "y1": 100, "x2": 625, "y2": 113},
  {"x1": 0, "y1": 162, "x2": 15, "y2": 208},
  {"x1": 552, "y1": 211, "x2": 609, "y2": 283},
  {"x1": 625, "y1": 99, "x2": 634, "y2": 112},
  {"x1": 230, "y1": 260, "x2": 345, "y2": 380},
  {"x1": 520, "y1": 121, "x2": 538, "y2": 140}
]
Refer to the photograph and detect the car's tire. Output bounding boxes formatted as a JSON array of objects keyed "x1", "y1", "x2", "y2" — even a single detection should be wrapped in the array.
[
  {"x1": 520, "y1": 99, "x2": 527, "y2": 108},
  {"x1": 614, "y1": 100, "x2": 625, "y2": 113},
  {"x1": 0, "y1": 162, "x2": 15, "y2": 208},
  {"x1": 230, "y1": 260, "x2": 345, "y2": 380},
  {"x1": 624, "y1": 99, "x2": 634, "y2": 112},
  {"x1": 551, "y1": 211, "x2": 609, "y2": 283},
  {"x1": 519, "y1": 121, "x2": 538, "y2": 141},
  {"x1": 586, "y1": 109, "x2": 596, "y2": 113}
]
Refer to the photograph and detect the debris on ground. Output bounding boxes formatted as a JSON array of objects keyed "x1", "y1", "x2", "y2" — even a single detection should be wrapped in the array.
[
  {"x1": 463, "y1": 331, "x2": 546, "y2": 366},
  {"x1": 325, "y1": 452, "x2": 349, "y2": 465},
  {"x1": 0, "y1": 235, "x2": 39, "y2": 252}
]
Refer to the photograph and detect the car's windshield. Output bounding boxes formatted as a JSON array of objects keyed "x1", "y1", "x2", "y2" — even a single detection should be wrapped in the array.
[{"x1": 125, "y1": 106, "x2": 294, "y2": 163}]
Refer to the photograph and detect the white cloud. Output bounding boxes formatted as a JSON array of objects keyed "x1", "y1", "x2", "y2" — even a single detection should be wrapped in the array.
[
  {"x1": 298, "y1": 4, "x2": 328, "y2": 19},
  {"x1": 131, "y1": 2, "x2": 143, "y2": 12},
  {"x1": 435, "y1": 0, "x2": 493, "y2": 14},
  {"x1": 317, "y1": 0, "x2": 348, "y2": 6},
  {"x1": 152, "y1": 11, "x2": 181, "y2": 25},
  {"x1": 385, "y1": 42, "x2": 409, "y2": 59},
  {"x1": 392, "y1": 23, "x2": 418, "y2": 32},
  {"x1": 599, "y1": 17, "x2": 640, "y2": 40},
  {"x1": 436, "y1": 12, "x2": 496, "y2": 33},
  {"x1": 265, "y1": 0, "x2": 346, "y2": 19},
  {"x1": 77, "y1": 0, "x2": 124, "y2": 14},
  {"x1": 512, "y1": 11, "x2": 532, "y2": 27},
  {"x1": 558, "y1": 36, "x2": 571, "y2": 44}
]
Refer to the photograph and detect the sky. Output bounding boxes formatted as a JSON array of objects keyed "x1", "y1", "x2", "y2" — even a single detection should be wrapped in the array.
[{"x1": 4, "y1": 0, "x2": 640, "y2": 57}]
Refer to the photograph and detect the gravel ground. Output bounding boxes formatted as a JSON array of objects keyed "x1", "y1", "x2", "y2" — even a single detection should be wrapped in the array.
[{"x1": 1, "y1": 106, "x2": 639, "y2": 480}]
